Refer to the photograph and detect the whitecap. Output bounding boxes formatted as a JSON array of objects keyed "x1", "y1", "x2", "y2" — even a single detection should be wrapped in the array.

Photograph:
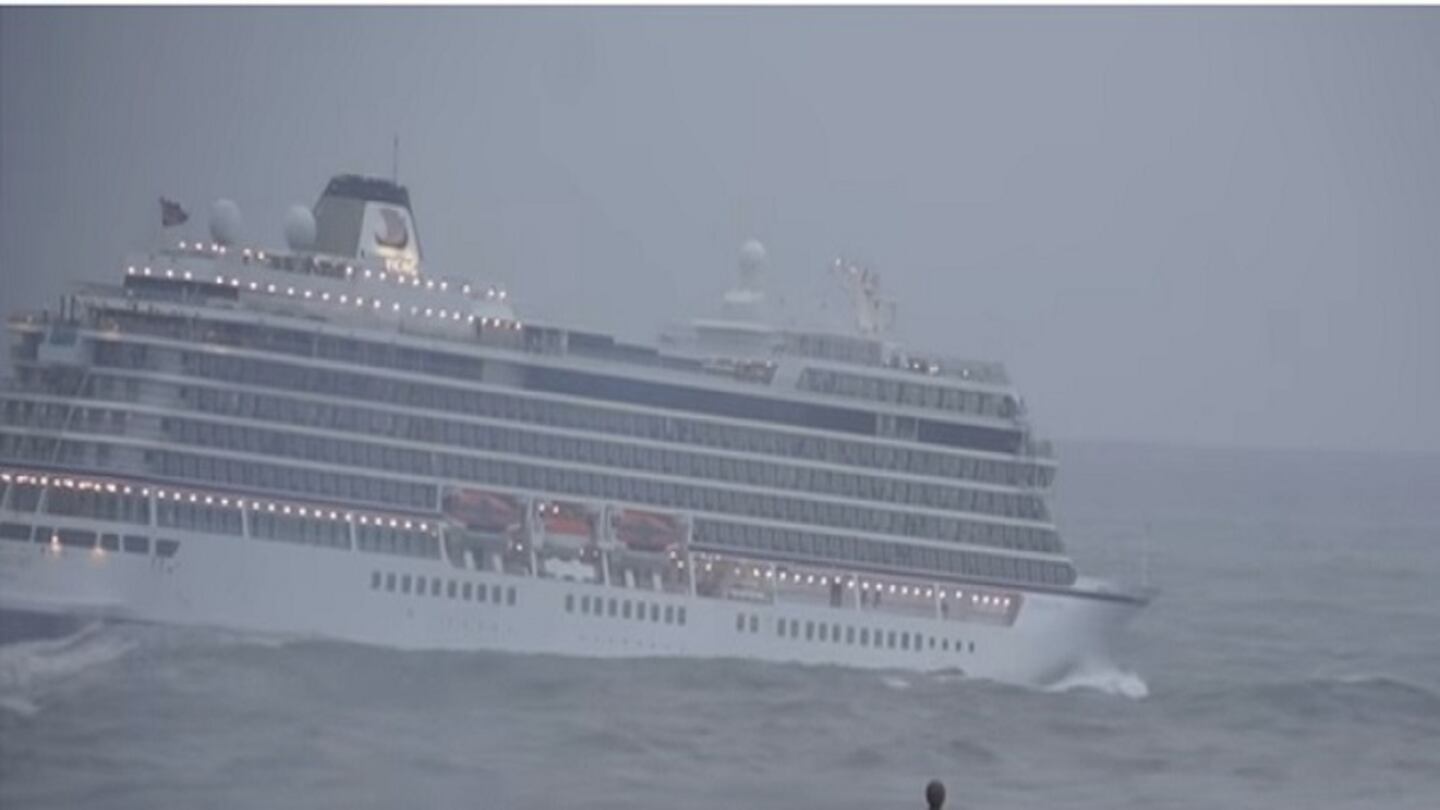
[
  {"x1": 0, "y1": 622, "x2": 137, "y2": 692},
  {"x1": 1044, "y1": 655, "x2": 1150, "y2": 700}
]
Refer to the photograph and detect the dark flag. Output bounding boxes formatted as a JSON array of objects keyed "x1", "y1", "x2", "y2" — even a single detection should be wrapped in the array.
[{"x1": 160, "y1": 197, "x2": 189, "y2": 227}]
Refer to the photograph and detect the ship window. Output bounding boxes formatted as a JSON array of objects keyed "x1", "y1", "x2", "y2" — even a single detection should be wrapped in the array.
[
  {"x1": 677, "y1": 607, "x2": 687, "y2": 626},
  {"x1": 581, "y1": 595, "x2": 592, "y2": 614},
  {"x1": 607, "y1": 598, "x2": 617, "y2": 617},
  {"x1": 818, "y1": 623, "x2": 827, "y2": 642},
  {"x1": 859, "y1": 628, "x2": 870, "y2": 646},
  {"x1": 846, "y1": 626, "x2": 856, "y2": 645},
  {"x1": 749, "y1": 615, "x2": 759, "y2": 634},
  {"x1": 887, "y1": 631, "x2": 897, "y2": 649},
  {"x1": 565, "y1": 594, "x2": 575, "y2": 613},
  {"x1": 832, "y1": 624, "x2": 841, "y2": 643},
  {"x1": 928, "y1": 636, "x2": 936, "y2": 649},
  {"x1": 622, "y1": 600, "x2": 632, "y2": 619},
  {"x1": 0, "y1": 523, "x2": 30, "y2": 542},
  {"x1": 100, "y1": 533, "x2": 120, "y2": 552},
  {"x1": 506, "y1": 587, "x2": 516, "y2": 605},
  {"x1": 474, "y1": 583, "x2": 486, "y2": 602},
  {"x1": 431, "y1": 578, "x2": 441, "y2": 597},
  {"x1": 664, "y1": 605, "x2": 674, "y2": 625},
  {"x1": 371, "y1": 571, "x2": 382, "y2": 590},
  {"x1": 156, "y1": 539, "x2": 179, "y2": 558},
  {"x1": 123, "y1": 534, "x2": 149, "y2": 554},
  {"x1": 56, "y1": 528, "x2": 94, "y2": 549},
  {"x1": 635, "y1": 602, "x2": 646, "y2": 622},
  {"x1": 447, "y1": 580, "x2": 457, "y2": 599},
  {"x1": 462, "y1": 582, "x2": 472, "y2": 600},
  {"x1": 805, "y1": 621, "x2": 815, "y2": 641},
  {"x1": 649, "y1": 604, "x2": 659, "y2": 622},
  {"x1": 900, "y1": 633, "x2": 910, "y2": 651},
  {"x1": 942, "y1": 639, "x2": 950, "y2": 651},
  {"x1": 386, "y1": 573, "x2": 397, "y2": 592},
  {"x1": 736, "y1": 613, "x2": 745, "y2": 632},
  {"x1": 401, "y1": 575, "x2": 412, "y2": 594},
  {"x1": 968, "y1": 641, "x2": 975, "y2": 653},
  {"x1": 777, "y1": 619, "x2": 786, "y2": 638}
]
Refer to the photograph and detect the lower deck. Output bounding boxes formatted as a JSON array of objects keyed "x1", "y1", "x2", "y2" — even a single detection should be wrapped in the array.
[{"x1": 0, "y1": 504, "x2": 1141, "y2": 684}]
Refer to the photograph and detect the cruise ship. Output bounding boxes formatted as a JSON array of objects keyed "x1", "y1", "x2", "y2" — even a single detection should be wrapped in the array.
[{"x1": 0, "y1": 175, "x2": 1149, "y2": 684}]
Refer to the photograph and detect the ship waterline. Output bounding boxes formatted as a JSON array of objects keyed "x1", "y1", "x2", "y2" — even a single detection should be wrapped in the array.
[
  {"x1": 0, "y1": 173, "x2": 1148, "y2": 684},
  {"x1": 0, "y1": 490, "x2": 1140, "y2": 685}
]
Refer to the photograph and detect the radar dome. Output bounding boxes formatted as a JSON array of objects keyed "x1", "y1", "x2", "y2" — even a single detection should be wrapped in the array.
[
  {"x1": 283, "y1": 204, "x2": 317, "y2": 250},
  {"x1": 739, "y1": 239, "x2": 767, "y2": 273},
  {"x1": 209, "y1": 199, "x2": 243, "y2": 246}
]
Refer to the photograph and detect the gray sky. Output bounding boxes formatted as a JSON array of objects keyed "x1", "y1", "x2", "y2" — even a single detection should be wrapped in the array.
[{"x1": 2, "y1": 8, "x2": 1437, "y2": 453}]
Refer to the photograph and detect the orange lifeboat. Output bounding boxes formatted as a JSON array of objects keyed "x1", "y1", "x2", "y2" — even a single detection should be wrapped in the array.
[
  {"x1": 612, "y1": 509, "x2": 686, "y2": 553},
  {"x1": 536, "y1": 501, "x2": 594, "y2": 551},
  {"x1": 442, "y1": 488, "x2": 523, "y2": 533},
  {"x1": 538, "y1": 501, "x2": 591, "y2": 535}
]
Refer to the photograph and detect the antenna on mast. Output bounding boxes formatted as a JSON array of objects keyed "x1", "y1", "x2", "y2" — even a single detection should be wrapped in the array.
[{"x1": 391, "y1": 135, "x2": 399, "y2": 182}]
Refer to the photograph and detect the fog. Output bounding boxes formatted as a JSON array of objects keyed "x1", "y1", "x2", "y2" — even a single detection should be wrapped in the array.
[{"x1": 2, "y1": 7, "x2": 1437, "y2": 453}]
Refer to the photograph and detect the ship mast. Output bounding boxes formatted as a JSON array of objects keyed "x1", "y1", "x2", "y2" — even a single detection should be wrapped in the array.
[{"x1": 830, "y1": 258, "x2": 896, "y2": 337}]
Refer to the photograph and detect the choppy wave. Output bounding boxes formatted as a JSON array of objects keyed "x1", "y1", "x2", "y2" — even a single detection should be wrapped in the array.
[
  {"x1": 0, "y1": 622, "x2": 138, "y2": 717},
  {"x1": 0, "y1": 694, "x2": 41, "y2": 717},
  {"x1": 1250, "y1": 674, "x2": 1440, "y2": 723},
  {"x1": 1044, "y1": 655, "x2": 1150, "y2": 700},
  {"x1": 0, "y1": 622, "x2": 135, "y2": 691}
]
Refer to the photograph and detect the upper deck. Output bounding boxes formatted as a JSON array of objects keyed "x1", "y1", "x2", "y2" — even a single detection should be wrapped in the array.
[{"x1": 100, "y1": 237, "x2": 1041, "y2": 444}]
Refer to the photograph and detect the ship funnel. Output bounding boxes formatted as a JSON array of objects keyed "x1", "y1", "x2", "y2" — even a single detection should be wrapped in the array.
[{"x1": 311, "y1": 174, "x2": 423, "y2": 274}]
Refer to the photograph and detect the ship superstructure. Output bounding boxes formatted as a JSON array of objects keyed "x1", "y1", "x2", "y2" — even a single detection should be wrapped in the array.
[{"x1": 0, "y1": 175, "x2": 1146, "y2": 683}]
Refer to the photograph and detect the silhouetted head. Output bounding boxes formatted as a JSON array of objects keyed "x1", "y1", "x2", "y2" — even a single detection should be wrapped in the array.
[{"x1": 925, "y1": 779, "x2": 946, "y2": 810}]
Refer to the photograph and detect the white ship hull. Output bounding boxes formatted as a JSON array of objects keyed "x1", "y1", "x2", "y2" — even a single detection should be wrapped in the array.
[{"x1": 0, "y1": 515, "x2": 1141, "y2": 686}]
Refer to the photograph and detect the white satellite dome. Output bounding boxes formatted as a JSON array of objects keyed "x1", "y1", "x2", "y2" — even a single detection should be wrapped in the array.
[
  {"x1": 209, "y1": 199, "x2": 243, "y2": 246},
  {"x1": 283, "y1": 204, "x2": 317, "y2": 251},
  {"x1": 739, "y1": 238, "x2": 767, "y2": 273}
]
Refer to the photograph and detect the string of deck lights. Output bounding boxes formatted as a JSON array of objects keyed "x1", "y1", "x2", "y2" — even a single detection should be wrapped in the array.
[
  {"x1": 681, "y1": 551, "x2": 1014, "y2": 608},
  {"x1": 125, "y1": 264, "x2": 521, "y2": 331},
  {"x1": 7, "y1": 465, "x2": 1013, "y2": 609},
  {"x1": 171, "y1": 242, "x2": 509, "y2": 302},
  {"x1": 0, "y1": 469, "x2": 433, "y2": 535}
]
